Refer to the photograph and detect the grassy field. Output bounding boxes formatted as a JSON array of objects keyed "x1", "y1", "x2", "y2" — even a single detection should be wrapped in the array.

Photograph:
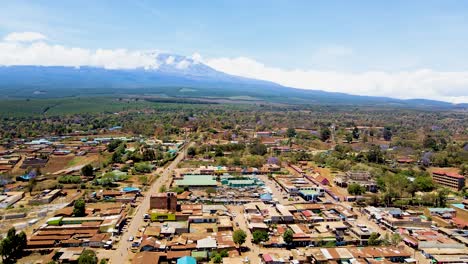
[
  {"x1": 0, "y1": 97, "x2": 155, "y2": 116},
  {"x1": 0, "y1": 96, "x2": 262, "y2": 116}
]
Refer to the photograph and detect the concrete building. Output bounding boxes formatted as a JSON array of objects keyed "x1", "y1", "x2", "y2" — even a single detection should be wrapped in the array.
[
  {"x1": 432, "y1": 171, "x2": 465, "y2": 191},
  {"x1": 150, "y1": 192, "x2": 177, "y2": 211},
  {"x1": 0, "y1": 191, "x2": 24, "y2": 208}
]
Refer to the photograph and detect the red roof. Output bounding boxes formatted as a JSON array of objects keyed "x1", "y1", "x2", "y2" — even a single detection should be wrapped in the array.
[
  {"x1": 263, "y1": 254, "x2": 273, "y2": 262},
  {"x1": 433, "y1": 170, "x2": 465, "y2": 179},
  {"x1": 452, "y1": 217, "x2": 468, "y2": 228},
  {"x1": 315, "y1": 175, "x2": 330, "y2": 184},
  {"x1": 302, "y1": 210, "x2": 313, "y2": 217},
  {"x1": 397, "y1": 158, "x2": 414, "y2": 163}
]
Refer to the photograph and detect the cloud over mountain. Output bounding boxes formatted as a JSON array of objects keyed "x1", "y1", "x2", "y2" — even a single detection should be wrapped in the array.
[
  {"x1": 0, "y1": 32, "x2": 467, "y2": 103},
  {"x1": 204, "y1": 57, "x2": 468, "y2": 104}
]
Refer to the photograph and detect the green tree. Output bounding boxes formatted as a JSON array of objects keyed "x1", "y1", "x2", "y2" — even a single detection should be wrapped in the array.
[
  {"x1": 233, "y1": 229, "x2": 247, "y2": 249},
  {"x1": 366, "y1": 144, "x2": 385, "y2": 163},
  {"x1": 383, "y1": 127, "x2": 392, "y2": 141},
  {"x1": 345, "y1": 133, "x2": 353, "y2": 143},
  {"x1": 0, "y1": 227, "x2": 27, "y2": 263},
  {"x1": 73, "y1": 199, "x2": 86, "y2": 217},
  {"x1": 111, "y1": 151, "x2": 122, "y2": 163},
  {"x1": 412, "y1": 175, "x2": 434, "y2": 192},
  {"x1": 435, "y1": 188, "x2": 449, "y2": 207},
  {"x1": 459, "y1": 163, "x2": 468, "y2": 176},
  {"x1": 215, "y1": 147, "x2": 224, "y2": 157},
  {"x1": 390, "y1": 233, "x2": 402, "y2": 245},
  {"x1": 81, "y1": 164, "x2": 94, "y2": 177},
  {"x1": 142, "y1": 149, "x2": 156, "y2": 161},
  {"x1": 320, "y1": 127, "x2": 331, "y2": 142},
  {"x1": 243, "y1": 155, "x2": 265, "y2": 168},
  {"x1": 134, "y1": 162, "x2": 152, "y2": 173},
  {"x1": 107, "y1": 140, "x2": 123, "y2": 152},
  {"x1": 220, "y1": 250, "x2": 228, "y2": 257},
  {"x1": 27, "y1": 177, "x2": 37, "y2": 194},
  {"x1": 78, "y1": 249, "x2": 98, "y2": 264},
  {"x1": 368, "y1": 232, "x2": 381, "y2": 246},
  {"x1": 423, "y1": 135, "x2": 438, "y2": 150},
  {"x1": 249, "y1": 140, "x2": 267, "y2": 156},
  {"x1": 286, "y1": 127, "x2": 297, "y2": 138},
  {"x1": 252, "y1": 230, "x2": 269, "y2": 244},
  {"x1": 98, "y1": 173, "x2": 116, "y2": 187},
  {"x1": 283, "y1": 228, "x2": 294, "y2": 245},
  {"x1": 187, "y1": 146, "x2": 196, "y2": 156},
  {"x1": 347, "y1": 183, "x2": 366, "y2": 195},
  {"x1": 352, "y1": 126, "x2": 360, "y2": 139},
  {"x1": 211, "y1": 253, "x2": 223, "y2": 263}
]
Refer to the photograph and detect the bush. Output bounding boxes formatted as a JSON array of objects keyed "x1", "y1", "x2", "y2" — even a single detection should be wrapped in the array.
[
  {"x1": 347, "y1": 183, "x2": 366, "y2": 195},
  {"x1": 107, "y1": 140, "x2": 123, "y2": 152},
  {"x1": 170, "y1": 187, "x2": 185, "y2": 194},
  {"x1": 58, "y1": 175, "x2": 82, "y2": 184},
  {"x1": 134, "y1": 162, "x2": 152, "y2": 173},
  {"x1": 81, "y1": 164, "x2": 94, "y2": 176},
  {"x1": 252, "y1": 230, "x2": 269, "y2": 244}
]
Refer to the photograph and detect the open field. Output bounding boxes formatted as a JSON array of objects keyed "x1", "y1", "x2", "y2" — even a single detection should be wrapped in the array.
[{"x1": 0, "y1": 96, "x2": 268, "y2": 117}]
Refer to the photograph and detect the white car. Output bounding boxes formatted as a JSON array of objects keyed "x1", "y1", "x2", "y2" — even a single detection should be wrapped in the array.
[{"x1": 128, "y1": 236, "x2": 134, "y2": 242}]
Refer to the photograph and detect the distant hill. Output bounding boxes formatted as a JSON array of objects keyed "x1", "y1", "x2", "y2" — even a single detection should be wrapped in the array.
[{"x1": 0, "y1": 53, "x2": 464, "y2": 108}]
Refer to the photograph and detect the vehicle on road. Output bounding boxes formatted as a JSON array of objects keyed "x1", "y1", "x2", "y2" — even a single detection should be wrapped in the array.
[{"x1": 128, "y1": 236, "x2": 134, "y2": 242}]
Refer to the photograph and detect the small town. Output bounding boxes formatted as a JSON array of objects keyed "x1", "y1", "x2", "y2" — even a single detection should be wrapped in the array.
[
  {"x1": 0, "y1": 123, "x2": 466, "y2": 264},
  {"x1": 1, "y1": 2, "x2": 468, "y2": 264}
]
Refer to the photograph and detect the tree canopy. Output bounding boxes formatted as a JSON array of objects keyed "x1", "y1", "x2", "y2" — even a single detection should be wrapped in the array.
[
  {"x1": 73, "y1": 198, "x2": 86, "y2": 217},
  {"x1": 81, "y1": 164, "x2": 94, "y2": 176},
  {"x1": 252, "y1": 230, "x2": 269, "y2": 244},
  {"x1": 347, "y1": 183, "x2": 366, "y2": 195},
  {"x1": 78, "y1": 249, "x2": 98, "y2": 264},
  {"x1": 233, "y1": 229, "x2": 247, "y2": 247},
  {"x1": 283, "y1": 228, "x2": 294, "y2": 245},
  {"x1": 0, "y1": 227, "x2": 27, "y2": 264}
]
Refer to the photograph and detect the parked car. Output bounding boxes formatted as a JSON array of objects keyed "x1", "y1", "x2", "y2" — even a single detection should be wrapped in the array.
[{"x1": 128, "y1": 236, "x2": 134, "y2": 242}]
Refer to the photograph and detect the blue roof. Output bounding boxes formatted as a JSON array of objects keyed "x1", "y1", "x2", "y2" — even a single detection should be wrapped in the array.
[
  {"x1": 177, "y1": 256, "x2": 196, "y2": 264},
  {"x1": 260, "y1": 193, "x2": 272, "y2": 201},
  {"x1": 389, "y1": 209, "x2": 402, "y2": 215},
  {"x1": 122, "y1": 187, "x2": 140, "y2": 192}
]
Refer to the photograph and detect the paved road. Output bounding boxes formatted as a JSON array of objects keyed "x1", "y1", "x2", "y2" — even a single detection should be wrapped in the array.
[{"x1": 105, "y1": 141, "x2": 192, "y2": 264}]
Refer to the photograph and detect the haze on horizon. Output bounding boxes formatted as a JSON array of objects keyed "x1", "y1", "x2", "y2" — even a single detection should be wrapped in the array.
[{"x1": 1, "y1": 0, "x2": 468, "y2": 103}]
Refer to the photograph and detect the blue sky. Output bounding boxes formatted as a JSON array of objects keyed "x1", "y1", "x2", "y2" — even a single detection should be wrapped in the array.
[{"x1": 1, "y1": 0, "x2": 468, "y2": 102}]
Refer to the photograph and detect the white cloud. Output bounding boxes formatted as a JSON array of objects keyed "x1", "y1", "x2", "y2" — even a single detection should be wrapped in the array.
[
  {"x1": 0, "y1": 33, "x2": 159, "y2": 69},
  {"x1": 4, "y1": 31, "x2": 47, "y2": 42},
  {"x1": 204, "y1": 56, "x2": 468, "y2": 103},
  {"x1": 176, "y1": 60, "x2": 191, "y2": 69},
  {"x1": 190, "y1": 52, "x2": 202, "y2": 64},
  {"x1": 165, "y1": 56, "x2": 175, "y2": 65}
]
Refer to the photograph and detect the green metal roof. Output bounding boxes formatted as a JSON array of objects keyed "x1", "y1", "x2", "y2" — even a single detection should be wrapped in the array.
[
  {"x1": 299, "y1": 189, "x2": 319, "y2": 196},
  {"x1": 175, "y1": 175, "x2": 217, "y2": 186},
  {"x1": 191, "y1": 251, "x2": 207, "y2": 259}
]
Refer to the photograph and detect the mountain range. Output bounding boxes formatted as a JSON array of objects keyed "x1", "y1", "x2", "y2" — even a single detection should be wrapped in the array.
[{"x1": 0, "y1": 53, "x2": 465, "y2": 108}]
